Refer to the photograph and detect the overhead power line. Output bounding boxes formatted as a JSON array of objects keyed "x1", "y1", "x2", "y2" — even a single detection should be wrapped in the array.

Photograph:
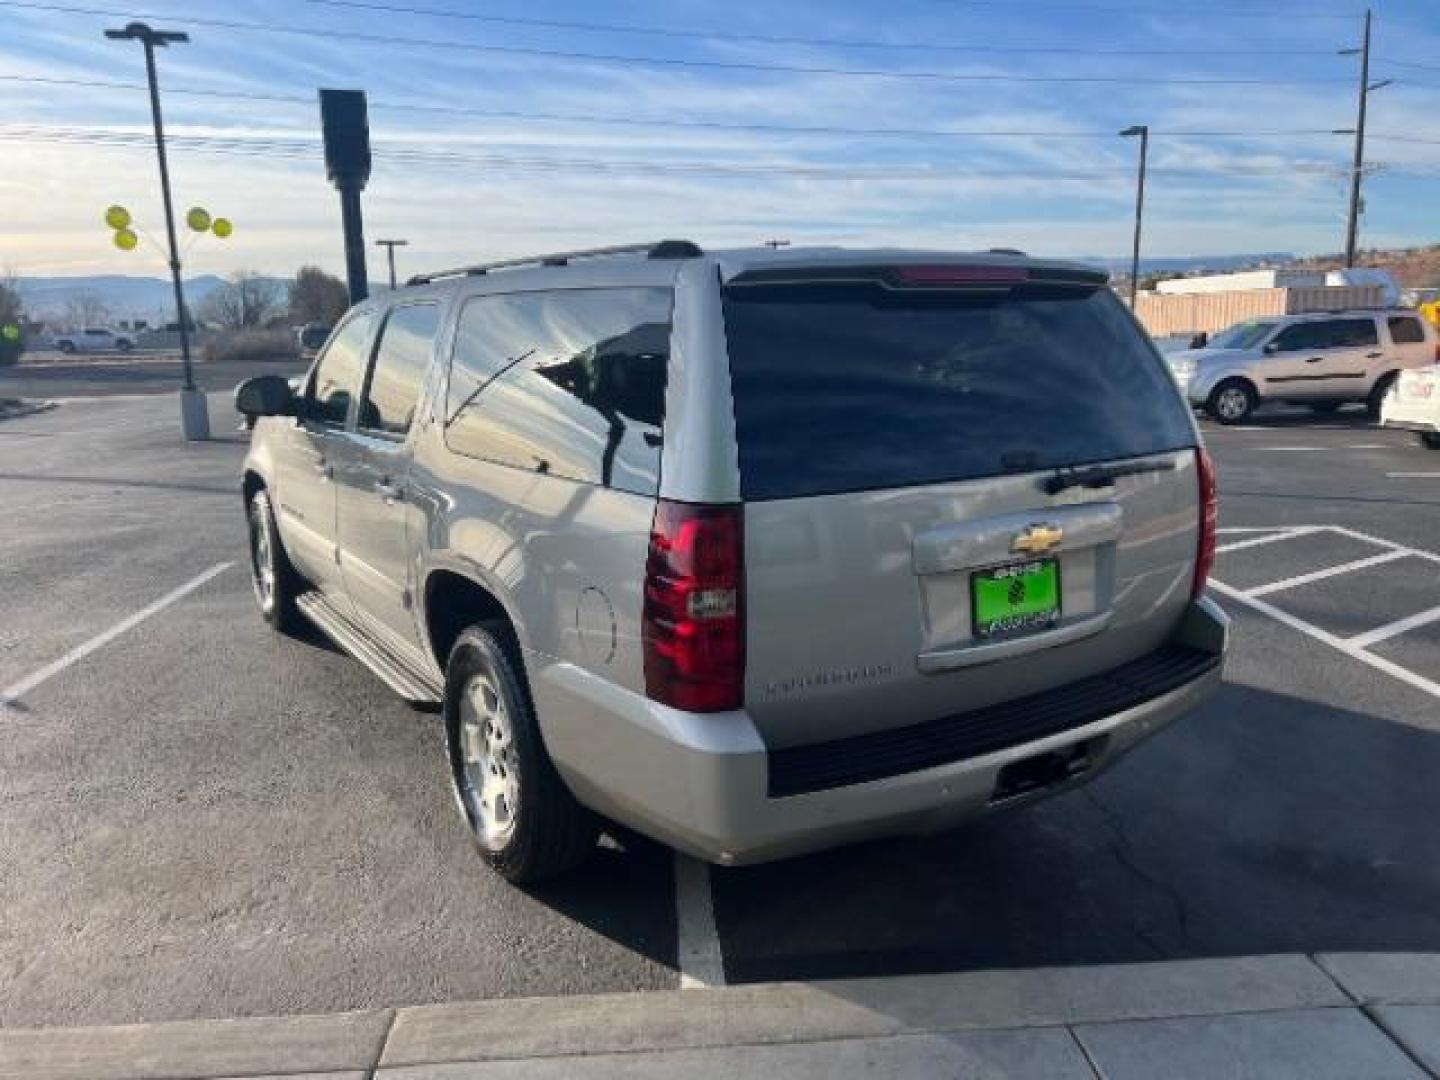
[
  {"x1": 0, "y1": 74, "x2": 1355, "y2": 142},
  {"x1": 919, "y1": 0, "x2": 1358, "y2": 16},
  {"x1": 0, "y1": 1, "x2": 1354, "y2": 85},
  {"x1": 294, "y1": 0, "x2": 1342, "y2": 57},
  {"x1": 1376, "y1": 57, "x2": 1440, "y2": 73},
  {"x1": 0, "y1": 124, "x2": 1381, "y2": 180}
]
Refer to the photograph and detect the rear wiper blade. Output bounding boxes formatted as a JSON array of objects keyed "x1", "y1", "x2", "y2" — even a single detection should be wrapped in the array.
[{"x1": 1042, "y1": 458, "x2": 1177, "y2": 495}]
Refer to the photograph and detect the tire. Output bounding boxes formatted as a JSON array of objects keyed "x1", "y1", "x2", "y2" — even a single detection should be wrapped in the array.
[
  {"x1": 246, "y1": 488, "x2": 303, "y2": 633},
  {"x1": 117, "y1": 339, "x2": 133, "y2": 353},
  {"x1": 444, "y1": 625, "x2": 597, "y2": 882},
  {"x1": 1309, "y1": 402, "x2": 1342, "y2": 415},
  {"x1": 1368, "y1": 372, "x2": 1399, "y2": 420},
  {"x1": 1206, "y1": 379, "x2": 1256, "y2": 425},
  {"x1": 57, "y1": 340, "x2": 75, "y2": 354},
  {"x1": 1420, "y1": 432, "x2": 1440, "y2": 450}
]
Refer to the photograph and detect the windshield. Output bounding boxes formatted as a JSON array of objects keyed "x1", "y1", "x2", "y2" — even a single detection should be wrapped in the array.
[
  {"x1": 722, "y1": 280, "x2": 1195, "y2": 500},
  {"x1": 1209, "y1": 320, "x2": 1277, "y2": 350}
]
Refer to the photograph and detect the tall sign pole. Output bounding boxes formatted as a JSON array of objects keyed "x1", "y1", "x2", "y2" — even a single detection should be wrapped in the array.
[
  {"x1": 105, "y1": 21, "x2": 209, "y2": 440},
  {"x1": 319, "y1": 89, "x2": 372, "y2": 303}
]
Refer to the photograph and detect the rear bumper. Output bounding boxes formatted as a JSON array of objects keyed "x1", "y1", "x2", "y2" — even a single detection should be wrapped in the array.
[
  {"x1": 536, "y1": 597, "x2": 1229, "y2": 866},
  {"x1": 1381, "y1": 400, "x2": 1438, "y2": 433}
]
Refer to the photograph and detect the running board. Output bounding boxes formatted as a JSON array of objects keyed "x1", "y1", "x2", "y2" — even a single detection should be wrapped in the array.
[{"x1": 296, "y1": 591, "x2": 443, "y2": 706}]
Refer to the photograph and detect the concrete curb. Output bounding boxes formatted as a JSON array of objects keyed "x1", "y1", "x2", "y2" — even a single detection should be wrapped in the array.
[{"x1": 3, "y1": 953, "x2": 1438, "y2": 1080}]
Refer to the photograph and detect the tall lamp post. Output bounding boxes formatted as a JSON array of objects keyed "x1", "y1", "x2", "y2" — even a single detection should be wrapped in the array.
[
  {"x1": 1120, "y1": 124, "x2": 1149, "y2": 310},
  {"x1": 104, "y1": 21, "x2": 208, "y2": 440},
  {"x1": 375, "y1": 238, "x2": 409, "y2": 290}
]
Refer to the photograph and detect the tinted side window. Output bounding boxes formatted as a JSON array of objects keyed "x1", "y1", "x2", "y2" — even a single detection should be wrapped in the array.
[
  {"x1": 1328, "y1": 318, "x2": 1379, "y2": 347},
  {"x1": 444, "y1": 288, "x2": 671, "y2": 494},
  {"x1": 360, "y1": 304, "x2": 440, "y2": 436},
  {"x1": 1390, "y1": 316, "x2": 1426, "y2": 345},
  {"x1": 1270, "y1": 322, "x2": 1328, "y2": 352},
  {"x1": 310, "y1": 313, "x2": 375, "y2": 426},
  {"x1": 722, "y1": 282, "x2": 1195, "y2": 501}
]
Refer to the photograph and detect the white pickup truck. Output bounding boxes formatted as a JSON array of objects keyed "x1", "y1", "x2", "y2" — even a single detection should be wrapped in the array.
[{"x1": 1381, "y1": 366, "x2": 1440, "y2": 449}]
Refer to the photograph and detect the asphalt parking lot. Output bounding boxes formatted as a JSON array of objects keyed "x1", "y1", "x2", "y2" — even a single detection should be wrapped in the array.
[{"x1": 3, "y1": 391, "x2": 1440, "y2": 1028}]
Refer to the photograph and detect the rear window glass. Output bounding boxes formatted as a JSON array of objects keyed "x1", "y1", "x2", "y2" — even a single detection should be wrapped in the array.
[
  {"x1": 444, "y1": 288, "x2": 671, "y2": 495},
  {"x1": 722, "y1": 282, "x2": 1194, "y2": 501},
  {"x1": 1389, "y1": 316, "x2": 1426, "y2": 345}
]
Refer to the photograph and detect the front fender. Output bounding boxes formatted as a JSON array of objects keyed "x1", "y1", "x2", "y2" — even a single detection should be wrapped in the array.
[{"x1": 1188, "y1": 365, "x2": 1255, "y2": 402}]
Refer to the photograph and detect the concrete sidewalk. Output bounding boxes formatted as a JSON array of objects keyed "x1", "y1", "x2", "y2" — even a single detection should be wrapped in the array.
[{"x1": 4, "y1": 954, "x2": 1439, "y2": 1079}]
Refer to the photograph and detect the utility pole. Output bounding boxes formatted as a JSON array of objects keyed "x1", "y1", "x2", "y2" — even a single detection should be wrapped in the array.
[
  {"x1": 1120, "y1": 125, "x2": 1149, "y2": 309},
  {"x1": 1341, "y1": 10, "x2": 1392, "y2": 268},
  {"x1": 375, "y1": 238, "x2": 409, "y2": 289},
  {"x1": 105, "y1": 21, "x2": 208, "y2": 440}
]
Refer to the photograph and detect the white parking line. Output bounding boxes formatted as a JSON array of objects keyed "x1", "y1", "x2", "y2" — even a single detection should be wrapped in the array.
[
  {"x1": 1253, "y1": 446, "x2": 1326, "y2": 452},
  {"x1": 1216, "y1": 527, "x2": 1320, "y2": 555},
  {"x1": 1347, "y1": 605, "x2": 1440, "y2": 651},
  {"x1": 673, "y1": 854, "x2": 725, "y2": 989},
  {"x1": 1211, "y1": 581, "x2": 1440, "y2": 701},
  {"x1": 1211, "y1": 524, "x2": 1440, "y2": 702},
  {"x1": 0, "y1": 562, "x2": 234, "y2": 708},
  {"x1": 1244, "y1": 550, "x2": 1410, "y2": 598},
  {"x1": 1387, "y1": 473, "x2": 1440, "y2": 479},
  {"x1": 1347, "y1": 444, "x2": 1391, "y2": 450}
]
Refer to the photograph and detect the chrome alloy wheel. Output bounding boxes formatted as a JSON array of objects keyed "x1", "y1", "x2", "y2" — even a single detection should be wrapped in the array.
[
  {"x1": 1214, "y1": 386, "x2": 1250, "y2": 422},
  {"x1": 248, "y1": 502, "x2": 275, "y2": 611},
  {"x1": 458, "y1": 672, "x2": 520, "y2": 847}
]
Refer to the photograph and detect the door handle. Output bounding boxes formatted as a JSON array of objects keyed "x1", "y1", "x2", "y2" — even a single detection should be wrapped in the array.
[
  {"x1": 375, "y1": 478, "x2": 405, "y2": 504},
  {"x1": 1366, "y1": 351, "x2": 1383, "y2": 359},
  {"x1": 1306, "y1": 356, "x2": 1324, "y2": 363}
]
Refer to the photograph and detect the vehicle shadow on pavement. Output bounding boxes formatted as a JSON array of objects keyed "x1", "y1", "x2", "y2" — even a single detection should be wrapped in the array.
[{"x1": 707, "y1": 683, "x2": 1440, "y2": 983}]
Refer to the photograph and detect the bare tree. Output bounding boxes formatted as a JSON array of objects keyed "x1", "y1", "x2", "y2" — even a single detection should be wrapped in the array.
[
  {"x1": 288, "y1": 266, "x2": 350, "y2": 326},
  {"x1": 65, "y1": 290, "x2": 109, "y2": 330},
  {"x1": 200, "y1": 271, "x2": 284, "y2": 330}
]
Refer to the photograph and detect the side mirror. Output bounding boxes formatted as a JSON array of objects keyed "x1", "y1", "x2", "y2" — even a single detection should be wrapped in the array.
[
  {"x1": 1262, "y1": 342, "x2": 1280, "y2": 355},
  {"x1": 235, "y1": 374, "x2": 297, "y2": 419}
]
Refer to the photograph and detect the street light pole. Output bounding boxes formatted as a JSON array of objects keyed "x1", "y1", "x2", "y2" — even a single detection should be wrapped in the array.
[
  {"x1": 1340, "y1": 10, "x2": 1391, "y2": 269},
  {"x1": 1120, "y1": 124, "x2": 1149, "y2": 310},
  {"x1": 105, "y1": 21, "x2": 208, "y2": 440},
  {"x1": 375, "y1": 238, "x2": 409, "y2": 290}
]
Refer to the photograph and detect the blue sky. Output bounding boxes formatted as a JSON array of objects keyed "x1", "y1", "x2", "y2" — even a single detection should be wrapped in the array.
[{"x1": 3, "y1": 0, "x2": 1439, "y2": 279}]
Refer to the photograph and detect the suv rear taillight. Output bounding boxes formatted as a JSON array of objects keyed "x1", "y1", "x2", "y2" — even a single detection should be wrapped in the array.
[
  {"x1": 642, "y1": 501, "x2": 744, "y2": 712},
  {"x1": 1193, "y1": 446, "x2": 1218, "y2": 599}
]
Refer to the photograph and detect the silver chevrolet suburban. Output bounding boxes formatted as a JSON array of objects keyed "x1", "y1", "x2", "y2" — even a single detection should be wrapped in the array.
[{"x1": 237, "y1": 241, "x2": 1228, "y2": 882}]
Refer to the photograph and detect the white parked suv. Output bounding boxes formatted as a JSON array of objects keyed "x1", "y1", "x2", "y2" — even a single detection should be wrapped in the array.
[
  {"x1": 1168, "y1": 310, "x2": 1439, "y2": 424},
  {"x1": 54, "y1": 327, "x2": 135, "y2": 354}
]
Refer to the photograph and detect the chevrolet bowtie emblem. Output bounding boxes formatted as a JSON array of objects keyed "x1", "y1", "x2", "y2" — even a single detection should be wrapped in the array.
[{"x1": 1012, "y1": 523, "x2": 1064, "y2": 556}]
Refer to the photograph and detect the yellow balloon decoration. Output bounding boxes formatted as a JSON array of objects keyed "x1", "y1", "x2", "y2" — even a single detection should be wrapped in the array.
[
  {"x1": 186, "y1": 207, "x2": 212, "y2": 232},
  {"x1": 211, "y1": 217, "x2": 233, "y2": 239},
  {"x1": 113, "y1": 227, "x2": 139, "y2": 251},
  {"x1": 105, "y1": 205, "x2": 131, "y2": 230}
]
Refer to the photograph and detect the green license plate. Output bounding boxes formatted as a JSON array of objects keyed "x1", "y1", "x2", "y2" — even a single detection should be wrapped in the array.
[{"x1": 971, "y1": 559, "x2": 1061, "y2": 639}]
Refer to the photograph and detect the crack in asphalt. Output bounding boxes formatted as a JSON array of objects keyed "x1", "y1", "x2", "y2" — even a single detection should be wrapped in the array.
[{"x1": 1082, "y1": 787, "x2": 1201, "y2": 957}]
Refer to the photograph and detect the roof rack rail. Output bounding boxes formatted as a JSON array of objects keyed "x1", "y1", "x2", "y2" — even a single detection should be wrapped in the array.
[
  {"x1": 987, "y1": 247, "x2": 1027, "y2": 256},
  {"x1": 406, "y1": 239, "x2": 702, "y2": 286}
]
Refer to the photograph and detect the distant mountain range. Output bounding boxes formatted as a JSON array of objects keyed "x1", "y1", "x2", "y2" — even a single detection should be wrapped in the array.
[
  {"x1": 13, "y1": 256, "x2": 1300, "y2": 321},
  {"x1": 1082, "y1": 253, "x2": 1297, "y2": 276},
  {"x1": 14, "y1": 274, "x2": 286, "y2": 322}
]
